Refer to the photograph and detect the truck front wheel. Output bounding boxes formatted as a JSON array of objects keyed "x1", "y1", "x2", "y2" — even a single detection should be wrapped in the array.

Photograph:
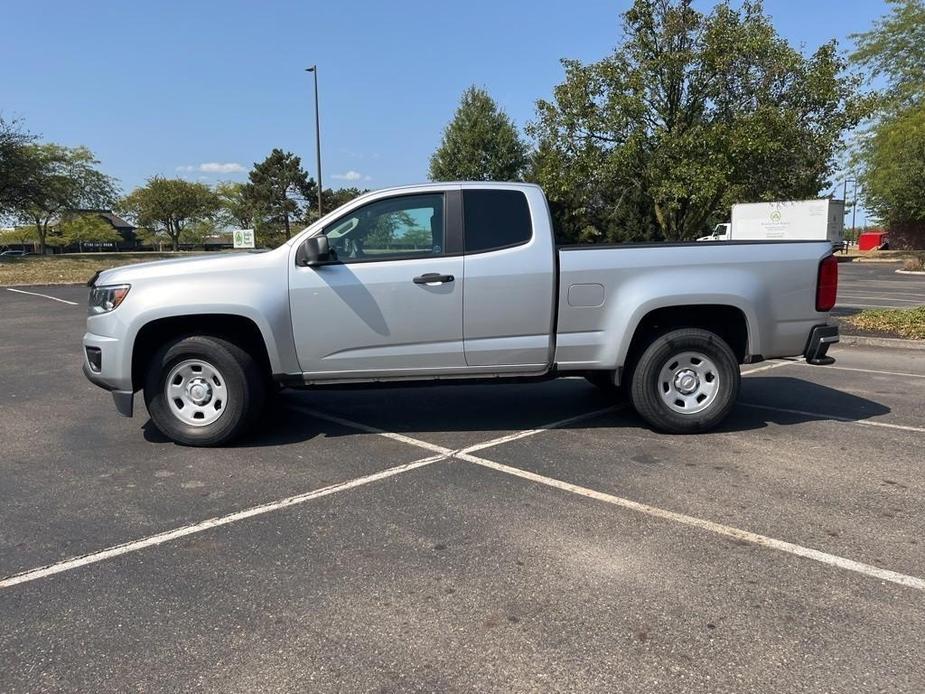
[
  {"x1": 143, "y1": 335, "x2": 266, "y2": 446},
  {"x1": 628, "y1": 328, "x2": 740, "y2": 434}
]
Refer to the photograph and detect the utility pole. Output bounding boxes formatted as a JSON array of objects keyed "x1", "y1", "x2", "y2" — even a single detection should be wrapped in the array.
[{"x1": 305, "y1": 65, "x2": 323, "y2": 217}]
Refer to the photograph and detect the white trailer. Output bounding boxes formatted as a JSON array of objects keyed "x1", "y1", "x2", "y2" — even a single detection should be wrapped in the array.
[{"x1": 698, "y1": 199, "x2": 845, "y2": 243}]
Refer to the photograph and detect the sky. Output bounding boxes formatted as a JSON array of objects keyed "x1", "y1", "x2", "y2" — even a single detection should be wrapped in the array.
[{"x1": 1, "y1": 0, "x2": 889, "y2": 210}]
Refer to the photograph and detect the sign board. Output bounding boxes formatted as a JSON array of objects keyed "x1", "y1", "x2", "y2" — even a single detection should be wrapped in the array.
[{"x1": 233, "y1": 229, "x2": 255, "y2": 249}]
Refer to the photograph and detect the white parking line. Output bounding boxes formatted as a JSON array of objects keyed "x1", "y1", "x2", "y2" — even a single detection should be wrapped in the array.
[
  {"x1": 0, "y1": 452, "x2": 448, "y2": 589},
  {"x1": 1, "y1": 405, "x2": 618, "y2": 590},
  {"x1": 739, "y1": 402, "x2": 925, "y2": 433},
  {"x1": 456, "y1": 451, "x2": 925, "y2": 592},
  {"x1": 3, "y1": 394, "x2": 920, "y2": 593},
  {"x1": 838, "y1": 294, "x2": 925, "y2": 303},
  {"x1": 794, "y1": 362, "x2": 925, "y2": 380},
  {"x1": 295, "y1": 404, "x2": 621, "y2": 457},
  {"x1": 741, "y1": 360, "x2": 796, "y2": 375},
  {"x1": 742, "y1": 358, "x2": 925, "y2": 381},
  {"x1": 5, "y1": 288, "x2": 79, "y2": 305},
  {"x1": 296, "y1": 407, "x2": 455, "y2": 456}
]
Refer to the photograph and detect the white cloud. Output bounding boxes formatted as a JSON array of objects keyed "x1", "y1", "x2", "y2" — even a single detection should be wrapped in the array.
[
  {"x1": 176, "y1": 162, "x2": 245, "y2": 174},
  {"x1": 332, "y1": 170, "x2": 364, "y2": 181},
  {"x1": 199, "y1": 162, "x2": 245, "y2": 174}
]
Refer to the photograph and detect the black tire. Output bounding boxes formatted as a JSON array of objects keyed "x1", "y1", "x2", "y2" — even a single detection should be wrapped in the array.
[
  {"x1": 144, "y1": 335, "x2": 267, "y2": 446},
  {"x1": 628, "y1": 328, "x2": 739, "y2": 434}
]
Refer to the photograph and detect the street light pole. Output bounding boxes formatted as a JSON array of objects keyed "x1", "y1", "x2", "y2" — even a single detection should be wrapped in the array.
[{"x1": 305, "y1": 65, "x2": 323, "y2": 217}]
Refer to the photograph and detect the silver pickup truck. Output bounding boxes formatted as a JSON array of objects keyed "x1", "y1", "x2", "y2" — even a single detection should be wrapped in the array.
[{"x1": 83, "y1": 182, "x2": 839, "y2": 445}]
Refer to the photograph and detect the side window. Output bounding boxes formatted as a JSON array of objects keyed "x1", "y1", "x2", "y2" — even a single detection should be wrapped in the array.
[
  {"x1": 463, "y1": 189, "x2": 532, "y2": 253},
  {"x1": 323, "y1": 193, "x2": 444, "y2": 262}
]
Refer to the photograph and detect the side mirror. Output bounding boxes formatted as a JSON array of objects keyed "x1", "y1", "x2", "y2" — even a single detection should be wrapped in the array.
[{"x1": 297, "y1": 235, "x2": 332, "y2": 267}]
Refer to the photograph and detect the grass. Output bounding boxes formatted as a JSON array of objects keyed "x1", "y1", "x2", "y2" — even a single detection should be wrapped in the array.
[
  {"x1": 902, "y1": 257, "x2": 924, "y2": 272},
  {"x1": 842, "y1": 248, "x2": 925, "y2": 263},
  {"x1": 0, "y1": 252, "x2": 209, "y2": 286},
  {"x1": 845, "y1": 306, "x2": 925, "y2": 340}
]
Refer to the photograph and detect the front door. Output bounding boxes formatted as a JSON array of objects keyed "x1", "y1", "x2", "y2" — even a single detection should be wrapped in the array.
[{"x1": 289, "y1": 192, "x2": 466, "y2": 378}]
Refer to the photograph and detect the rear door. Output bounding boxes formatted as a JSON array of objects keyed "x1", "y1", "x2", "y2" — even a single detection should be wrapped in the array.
[{"x1": 461, "y1": 187, "x2": 556, "y2": 368}]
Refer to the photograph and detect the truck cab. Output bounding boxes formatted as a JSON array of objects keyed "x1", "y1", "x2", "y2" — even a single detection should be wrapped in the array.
[{"x1": 697, "y1": 223, "x2": 730, "y2": 242}]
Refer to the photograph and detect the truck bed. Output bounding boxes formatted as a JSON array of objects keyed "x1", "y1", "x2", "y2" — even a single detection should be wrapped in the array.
[{"x1": 554, "y1": 240, "x2": 835, "y2": 370}]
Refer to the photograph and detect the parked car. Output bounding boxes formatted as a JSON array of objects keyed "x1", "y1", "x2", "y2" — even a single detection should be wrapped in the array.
[
  {"x1": 0, "y1": 250, "x2": 29, "y2": 257},
  {"x1": 83, "y1": 182, "x2": 839, "y2": 446}
]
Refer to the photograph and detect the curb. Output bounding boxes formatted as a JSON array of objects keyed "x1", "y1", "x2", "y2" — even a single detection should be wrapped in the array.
[
  {"x1": 896, "y1": 269, "x2": 925, "y2": 275},
  {"x1": 839, "y1": 334, "x2": 925, "y2": 351}
]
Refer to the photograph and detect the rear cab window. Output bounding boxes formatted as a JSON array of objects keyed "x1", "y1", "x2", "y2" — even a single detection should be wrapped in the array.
[{"x1": 463, "y1": 189, "x2": 532, "y2": 253}]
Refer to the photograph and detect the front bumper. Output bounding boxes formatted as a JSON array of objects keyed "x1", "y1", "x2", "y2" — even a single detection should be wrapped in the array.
[
  {"x1": 804, "y1": 324, "x2": 839, "y2": 365},
  {"x1": 82, "y1": 330, "x2": 135, "y2": 417},
  {"x1": 83, "y1": 362, "x2": 134, "y2": 417}
]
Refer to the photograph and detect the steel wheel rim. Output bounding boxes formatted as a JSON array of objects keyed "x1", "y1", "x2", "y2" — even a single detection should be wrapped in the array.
[
  {"x1": 657, "y1": 351, "x2": 720, "y2": 415},
  {"x1": 164, "y1": 359, "x2": 228, "y2": 427}
]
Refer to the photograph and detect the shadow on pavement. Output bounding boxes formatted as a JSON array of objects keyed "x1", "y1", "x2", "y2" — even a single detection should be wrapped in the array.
[{"x1": 138, "y1": 375, "x2": 893, "y2": 447}]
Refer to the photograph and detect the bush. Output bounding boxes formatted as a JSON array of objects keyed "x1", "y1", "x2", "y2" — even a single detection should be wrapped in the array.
[{"x1": 846, "y1": 306, "x2": 925, "y2": 339}]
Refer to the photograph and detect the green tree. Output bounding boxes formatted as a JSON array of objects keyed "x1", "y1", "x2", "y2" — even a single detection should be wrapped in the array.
[
  {"x1": 121, "y1": 177, "x2": 219, "y2": 251},
  {"x1": 851, "y1": 0, "x2": 925, "y2": 248},
  {"x1": 58, "y1": 214, "x2": 123, "y2": 251},
  {"x1": 215, "y1": 181, "x2": 258, "y2": 229},
  {"x1": 321, "y1": 187, "x2": 367, "y2": 215},
  {"x1": 429, "y1": 86, "x2": 529, "y2": 182},
  {"x1": 13, "y1": 144, "x2": 118, "y2": 254},
  {"x1": 0, "y1": 118, "x2": 37, "y2": 219},
  {"x1": 851, "y1": 0, "x2": 925, "y2": 110},
  {"x1": 530, "y1": 0, "x2": 869, "y2": 242},
  {"x1": 181, "y1": 219, "x2": 223, "y2": 247},
  {"x1": 0, "y1": 225, "x2": 37, "y2": 249},
  {"x1": 246, "y1": 149, "x2": 316, "y2": 240}
]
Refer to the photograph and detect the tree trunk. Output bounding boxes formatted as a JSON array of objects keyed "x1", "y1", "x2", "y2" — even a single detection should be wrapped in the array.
[
  {"x1": 284, "y1": 212, "x2": 291, "y2": 240},
  {"x1": 34, "y1": 217, "x2": 47, "y2": 256}
]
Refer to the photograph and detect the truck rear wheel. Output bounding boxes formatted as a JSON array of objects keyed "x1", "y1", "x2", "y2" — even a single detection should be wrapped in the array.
[
  {"x1": 628, "y1": 328, "x2": 739, "y2": 434},
  {"x1": 144, "y1": 335, "x2": 266, "y2": 446}
]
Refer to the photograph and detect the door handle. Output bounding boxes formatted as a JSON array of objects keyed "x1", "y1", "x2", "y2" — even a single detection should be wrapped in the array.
[{"x1": 413, "y1": 273, "x2": 454, "y2": 285}]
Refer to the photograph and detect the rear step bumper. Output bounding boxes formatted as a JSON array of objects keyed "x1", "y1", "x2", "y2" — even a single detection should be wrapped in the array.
[{"x1": 804, "y1": 324, "x2": 839, "y2": 365}]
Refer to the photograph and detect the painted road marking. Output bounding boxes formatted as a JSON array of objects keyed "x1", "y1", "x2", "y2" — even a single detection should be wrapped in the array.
[
  {"x1": 457, "y1": 451, "x2": 925, "y2": 592},
  {"x1": 741, "y1": 358, "x2": 925, "y2": 381},
  {"x1": 741, "y1": 360, "x2": 796, "y2": 375},
  {"x1": 295, "y1": 404, "x2": 621, "y2": 458},
  {"x1": 0, "y1": 453, "x2": 447, "y2": 589},
  {"x1": 5, "y1": 288, "x2": 79, "y2": 305},
  {"x1": 3, "y1": 391, "x2": 920, "y2": 592},
  {"x1": 795, "y1": 362, "x2": 925, "y2": 380},
  {"x1": 1, "y1": 405, "x2": 618, "y2": 590},
  {"x1": 838, "y1": 293, "x2": 925, "y2": 303},
  {"x1": 739, "y1": 402, "x2": 925, "y2": 434}
]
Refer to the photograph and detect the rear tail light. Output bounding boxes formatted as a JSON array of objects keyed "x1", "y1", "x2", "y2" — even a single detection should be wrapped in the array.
[{"x1": 816, "y1": 255, "x2": 838, "y2": 312}]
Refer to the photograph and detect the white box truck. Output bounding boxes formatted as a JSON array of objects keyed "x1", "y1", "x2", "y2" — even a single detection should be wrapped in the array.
[{"x1": 698, "y1": 199, "x2": 845, "y2": 243}]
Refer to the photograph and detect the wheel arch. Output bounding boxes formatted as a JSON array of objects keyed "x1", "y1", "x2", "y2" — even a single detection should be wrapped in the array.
[
  {"x1": 619, "y1": 304, "x2": 751, "y2": 385},
  {"x1": 131, "y1": 314, "x2": 273, "y2": 391}
]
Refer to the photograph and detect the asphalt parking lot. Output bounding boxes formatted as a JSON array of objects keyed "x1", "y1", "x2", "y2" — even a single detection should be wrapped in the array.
[
  {"x1": 1, "y1": 284, "x2": 924, "y2": 692},
  {"x1": 836, "y1": 261, "x2": 925, "y2": 311}
]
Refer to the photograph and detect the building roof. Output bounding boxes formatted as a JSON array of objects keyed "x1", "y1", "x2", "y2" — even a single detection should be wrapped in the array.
[
  {"x1": 97, "y1": 211, "x2": 134, "y2": 229},
  {"x1": 65, "y1": 209, "x2": 135, "y2": 230}
]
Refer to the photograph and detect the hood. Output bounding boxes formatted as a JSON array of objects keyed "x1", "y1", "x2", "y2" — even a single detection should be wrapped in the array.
[{"x1": 93, "y1": 250, "x2": 275, "y2": 286}]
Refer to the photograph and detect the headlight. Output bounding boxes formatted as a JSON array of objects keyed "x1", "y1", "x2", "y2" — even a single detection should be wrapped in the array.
[{"x1": 88, "y1": 284, "x2": 131, "y2": 314}]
